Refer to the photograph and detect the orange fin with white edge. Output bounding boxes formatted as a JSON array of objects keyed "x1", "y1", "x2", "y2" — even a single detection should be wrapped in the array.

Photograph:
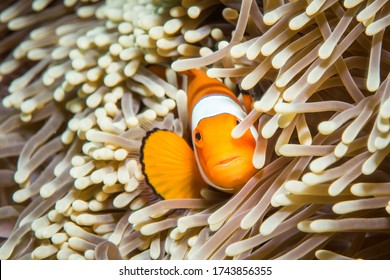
[{"x1": 140, "y1": 129, "x2": 207, "y2": 200}]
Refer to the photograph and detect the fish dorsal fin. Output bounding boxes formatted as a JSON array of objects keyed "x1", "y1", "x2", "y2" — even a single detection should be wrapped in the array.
[
  {"x1": 241, "y1": 93, "x2": 253, "y2": 114},
  {"x1": 140, "y1": 129, "x2": 207, "y2": 199},
  {"x1": 182, "y1": 69, "x2": 238, "y2": 116}
]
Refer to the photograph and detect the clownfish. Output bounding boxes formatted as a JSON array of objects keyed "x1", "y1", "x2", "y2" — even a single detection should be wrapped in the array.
[{"x1": 140, "y1": 69, "x2": 258, "y2": 200}]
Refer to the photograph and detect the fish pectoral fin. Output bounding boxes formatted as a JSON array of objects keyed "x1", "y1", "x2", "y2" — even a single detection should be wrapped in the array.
[{"x1": 140, "y1": 129, "x2": 207, "y2": 200}]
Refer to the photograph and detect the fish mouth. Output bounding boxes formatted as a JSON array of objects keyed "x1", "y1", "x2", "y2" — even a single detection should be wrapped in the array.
[
  {"x1": 217, "y1": 156, "x2": 240, "y2": 166},
  {"x1": 206, "y1": 156, "x2": 244, "y2": 173}
]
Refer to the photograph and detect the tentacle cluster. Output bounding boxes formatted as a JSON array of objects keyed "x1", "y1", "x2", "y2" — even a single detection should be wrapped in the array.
[{"x1": 0, "y1": 0, "x2": 389, "y2": 260}]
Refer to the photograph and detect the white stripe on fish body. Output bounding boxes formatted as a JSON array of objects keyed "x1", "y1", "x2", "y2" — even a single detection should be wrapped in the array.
[{"x1": 191, "y1": 94, "x2": 258, "y2": 139}]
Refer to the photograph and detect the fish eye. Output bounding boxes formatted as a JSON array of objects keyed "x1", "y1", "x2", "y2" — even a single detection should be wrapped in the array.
[{"x1": 195, "y1": 131, "x2": 202, "y2": 141}]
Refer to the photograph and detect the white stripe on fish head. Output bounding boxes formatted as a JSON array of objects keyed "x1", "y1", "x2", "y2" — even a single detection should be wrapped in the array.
[{"x1": 190, "y1": 94, "x2": 258, "y2": 190}]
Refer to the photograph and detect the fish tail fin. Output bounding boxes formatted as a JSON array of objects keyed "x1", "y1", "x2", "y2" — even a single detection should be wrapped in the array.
[
  {"x1": 140, "y1": 129, "x2": 207, "y2": 200},
  {"x1": 147, "y1": 64, "x2": 167, "y2": 79}
]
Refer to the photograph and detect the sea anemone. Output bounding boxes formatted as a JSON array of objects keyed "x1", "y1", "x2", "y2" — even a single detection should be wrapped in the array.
[{"x1": 0, "y1": 0, "x2": 389, "y2": 260}]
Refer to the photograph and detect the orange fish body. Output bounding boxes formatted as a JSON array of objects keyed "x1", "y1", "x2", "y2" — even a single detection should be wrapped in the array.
[
  {"x1": 141, "y1": 68, "x2": 258, "y2": 199},
  {"x1": 184, "y1": 69, "x2": 257, "y2": 193}
]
